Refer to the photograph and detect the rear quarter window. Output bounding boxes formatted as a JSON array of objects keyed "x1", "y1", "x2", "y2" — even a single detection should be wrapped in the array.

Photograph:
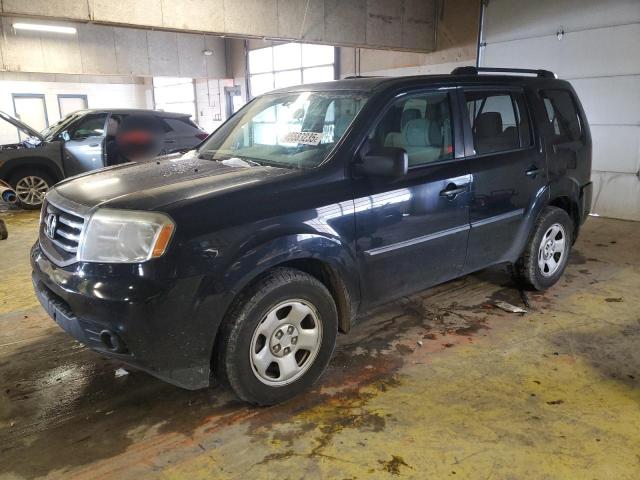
[
  {"x1": 540, "y1": 90, "x2": 582, "y2": 142},
  {"x1": 162, "y1": 117, "x2": 201, "y2": 133}
]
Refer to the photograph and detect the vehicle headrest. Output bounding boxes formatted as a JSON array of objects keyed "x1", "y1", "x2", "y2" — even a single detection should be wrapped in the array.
[
  {"x1": 404, "y1": 118, "x2": 428, "y2": 147},
  {"x1": 334, "y1": 114, "x2": 352, "y2": 139},
  {"x1": 401, "y1": 108, "x2": 421, "y2": 129},
  {"x1": 475, "y1": 112, "x2": 502, "y2": 138},
  {"x1": 428, "y1": 122, "x2": 443, "y2": 147}
]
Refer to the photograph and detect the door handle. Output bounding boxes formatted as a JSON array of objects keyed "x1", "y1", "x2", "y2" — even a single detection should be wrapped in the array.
[
  {"x1": 439, "y1": 184, "x2": 467, "y2": 199},
  {"x1": 525, "y1": 166, "x2": 544, "y2": 178},
  {"x1": 89, "y1": 143, "x2": 100, "y2": 147},
  {"x1": 164, "y1": 139, "x2": 176, "y2": 143}
]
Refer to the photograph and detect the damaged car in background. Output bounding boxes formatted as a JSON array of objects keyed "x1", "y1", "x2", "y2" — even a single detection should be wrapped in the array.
[{"x1": 0, "y1": 110, "x2": 207, "y2": 208}]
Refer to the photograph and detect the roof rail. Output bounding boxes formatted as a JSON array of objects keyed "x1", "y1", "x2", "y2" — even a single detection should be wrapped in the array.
[{"x1": 451, "y1": 66, "x2": 557, "y2": 79}]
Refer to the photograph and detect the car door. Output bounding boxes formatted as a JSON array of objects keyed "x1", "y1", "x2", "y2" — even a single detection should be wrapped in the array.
[
  {"x1": 460, "y1": 87, "x2": 546, "y2": 272},
  {"x1": 62, "y1": 113, "x2": 108, "y2": 176},
  {"x1": 353, "y1": 89, "x2": 471, "y2": 306}
]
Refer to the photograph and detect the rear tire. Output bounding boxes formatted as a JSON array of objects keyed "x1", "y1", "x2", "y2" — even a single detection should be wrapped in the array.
[
  {"x1": 218, "y1": 268, "x2": 338, "y2": 405},
  {"x1": 512, "y1": 206, "x2": 573, "y2": 290},
  {"x1": 9, "y1": 169, "x2": 55, "y2": 209}
]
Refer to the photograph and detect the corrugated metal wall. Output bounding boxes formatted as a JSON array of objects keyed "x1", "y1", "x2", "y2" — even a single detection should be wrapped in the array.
[{"x1": 481, "y1": 0, "x2": 640, "y2": 221}]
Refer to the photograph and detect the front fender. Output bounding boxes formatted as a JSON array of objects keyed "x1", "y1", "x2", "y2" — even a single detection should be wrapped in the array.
[{"x1": 223, "y1": 233, "x2": 359, "y2": 304}]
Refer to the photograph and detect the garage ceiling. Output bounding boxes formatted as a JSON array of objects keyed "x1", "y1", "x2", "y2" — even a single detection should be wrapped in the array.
[{"x1": 0, "y1": 0, "x2": 438, "y2": 52}]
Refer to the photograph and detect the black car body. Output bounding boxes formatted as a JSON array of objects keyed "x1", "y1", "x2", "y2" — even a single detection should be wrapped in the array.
[
  {"x1": 31, "y1": 68, "x2": 593, "y2": 404},
  {"x1": 0, "y1": 109, "x2": 207, "y2": 207}
]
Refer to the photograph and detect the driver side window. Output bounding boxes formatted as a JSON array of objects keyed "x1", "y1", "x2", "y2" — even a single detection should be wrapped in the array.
[
  {"x1": 369, "y1": 92, "x2": 454, "y2": 167},
  {"x1": 69, "y1": 113, "x2": 107, "y2": 141}
]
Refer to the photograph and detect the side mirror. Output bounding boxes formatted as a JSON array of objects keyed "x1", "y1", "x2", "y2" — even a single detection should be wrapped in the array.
[
  {"x1": 356, "y1": 147, "x2": 408, "y2": 178},
  {"x1": 60, "y1": 131, "x2": 70, "y2": 142}
]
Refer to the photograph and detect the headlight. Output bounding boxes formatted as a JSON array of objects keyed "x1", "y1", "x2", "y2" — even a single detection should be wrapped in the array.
[{"x1": 78, "y1": 209, "x2": 175, "y2": 263}]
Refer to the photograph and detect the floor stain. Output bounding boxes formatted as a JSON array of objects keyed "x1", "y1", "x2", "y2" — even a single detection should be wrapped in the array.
[{"x1": 379, "y1": 454, "x2": 411, "y2": 475}]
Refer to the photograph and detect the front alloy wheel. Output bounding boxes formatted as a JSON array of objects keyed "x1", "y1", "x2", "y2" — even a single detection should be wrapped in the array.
[
  {"x1": 14, "y1": 175, "x2": 49, "y2": 208},
  {"x1": 250, "y1": 300, "x2": 323, "y2": 386},
  {"x1": 218, "y1": 268, "x2": 338, "y2": 405}
]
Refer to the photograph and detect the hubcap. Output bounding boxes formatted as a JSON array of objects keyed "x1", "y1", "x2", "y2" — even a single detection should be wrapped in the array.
[
  {"x1": 250, "y1": 299, "x2": 322, "y2": 386},
  {"x1": 538, "y1": 223, "x2": 566, "y2": 277},
  {"x1": 15, "y1": 176, "x2": 49, "y2": 206}
]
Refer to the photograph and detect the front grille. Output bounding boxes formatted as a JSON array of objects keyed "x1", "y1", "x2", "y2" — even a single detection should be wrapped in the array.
[{"x1": 40, "y1": 199, "x2": 86, "y2": 265}]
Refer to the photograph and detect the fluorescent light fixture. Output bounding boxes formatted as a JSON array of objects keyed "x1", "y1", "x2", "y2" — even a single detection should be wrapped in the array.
[{"x1": 13, "y1": 23, "x2": 77, "y2": 34}]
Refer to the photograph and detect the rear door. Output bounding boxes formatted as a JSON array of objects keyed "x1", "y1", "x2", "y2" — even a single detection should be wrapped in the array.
[
  {"x1": 460, "y1": 87, "x2": 546, "y2": 272},
  {"x1": 354, "y1": 88, "x2": 470, "y2": 306},
  {"x1": 62, "y1": 113, "x2": 108, "y2": 176}
]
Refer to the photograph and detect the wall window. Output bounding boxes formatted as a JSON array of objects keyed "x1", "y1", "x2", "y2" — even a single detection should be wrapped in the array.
[
  {"x1": 465, "y1": 91, "x2": 532, "y2": 155},
  {"x1": 369, "y1": 92, "x2": 454, "y2": 167},
  {"x1": 248, "y1": 43, "x2": 335, "y2": 97},
  {"x1": 153, "y1": 77, "x2": 196, "y2": 119},
  {"x1": 58, "y1": 94, "x2": 88, "y2": 118},
  {"x1": 540, "y1": 90, "x2": 582, "y2": 142}
]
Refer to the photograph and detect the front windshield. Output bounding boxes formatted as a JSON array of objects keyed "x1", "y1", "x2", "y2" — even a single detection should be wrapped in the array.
[
  {"x1": 198, "y1": 91, "x2": 369, "y2": 169},
  {"x1": 41, "y1": 113, "x2": 81, "y2": 141}
]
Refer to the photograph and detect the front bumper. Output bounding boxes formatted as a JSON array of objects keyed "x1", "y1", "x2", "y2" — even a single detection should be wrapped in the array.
[{"x1": 31, "y1": 242, "x2": 219, "y2": 390}]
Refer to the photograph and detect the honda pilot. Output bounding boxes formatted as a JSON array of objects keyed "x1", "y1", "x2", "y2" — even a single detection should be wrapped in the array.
[{"x1": 31, "y1": 67, "x2": 593, "y2": 405}]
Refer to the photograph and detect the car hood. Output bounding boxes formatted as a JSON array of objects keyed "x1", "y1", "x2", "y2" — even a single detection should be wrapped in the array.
[
  {"x1": 0, "y1": 111, "x2": 43, "y2": 141},
  {"x1": 52, "y1": 156, "x2": 294, "y2": 211}
]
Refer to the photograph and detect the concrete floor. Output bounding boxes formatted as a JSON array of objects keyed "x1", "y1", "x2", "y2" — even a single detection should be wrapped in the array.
[{"x1": 1, "y1": 210, "x2": 639, "y2": 479}]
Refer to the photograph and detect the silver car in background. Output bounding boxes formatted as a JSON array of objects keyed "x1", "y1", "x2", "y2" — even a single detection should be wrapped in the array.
[{"x1": 0, "y1": 109, "x2": 208, "y2": 208}]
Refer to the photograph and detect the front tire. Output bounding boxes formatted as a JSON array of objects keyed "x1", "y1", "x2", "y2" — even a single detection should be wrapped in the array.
[
  {"x1": 512, "y1": 206, "x2": 573, "y2": 290},
  {"x1": 218, "y1": 268, "x2": 338, "y2": 405},
  {"x1": 9, "y1": 169, "x2": 54, "y2": 209}
]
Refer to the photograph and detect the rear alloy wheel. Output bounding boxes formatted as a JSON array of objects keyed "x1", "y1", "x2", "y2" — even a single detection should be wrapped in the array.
[
  {"x1": 512, "y1": 206, "x2": 573, "y2": 290},
  {"x1": 537, "y1": 223, "x2": 567, "y2": 277},
  {"x1": 11, "y1": 172, "x2": 52, "y2": 209},
  {"x1": 218, "y1": 268, "x2": 337, "y2": 405}
]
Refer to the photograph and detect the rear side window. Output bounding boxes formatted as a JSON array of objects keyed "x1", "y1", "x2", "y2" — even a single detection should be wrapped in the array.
[
  {"x1": 369, "y1": 92, "x2": 454, "y2": 167},
  {"x1": 540, "y1": 90, "x2": 582, "y2": 142},
  {"x1": 162, "y1": 116, "x2": 201, "y2": 133},
  {"x1": 465, "y1": 91, "x2": 532, "y2": 155}
]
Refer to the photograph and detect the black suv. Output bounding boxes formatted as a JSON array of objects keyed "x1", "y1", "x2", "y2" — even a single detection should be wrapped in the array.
[
  {"x1": 31, "y1": 67, "x2": 592, "y2": 405},
  {"x1": 0, "y1": 109, "x2": 207, "y2": 208}
]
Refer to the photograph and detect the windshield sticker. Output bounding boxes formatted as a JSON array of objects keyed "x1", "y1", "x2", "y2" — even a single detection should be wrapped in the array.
[{"x1": 282, "y1": 131, "x2": 322, "y2": 146}]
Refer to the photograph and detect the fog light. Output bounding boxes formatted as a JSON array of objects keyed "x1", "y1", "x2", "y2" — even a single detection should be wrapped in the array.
[{"x1": 100, "y1": 330, "x2": 127, "y2": 353}]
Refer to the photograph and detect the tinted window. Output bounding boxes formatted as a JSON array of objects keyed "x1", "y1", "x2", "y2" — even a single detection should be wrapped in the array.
[
  {"x1": 465, "y1": 91, "x2": 532, "y2": 155},
  {"x1": 540, "y1": 90, "x2": 582, "y2": 142},
  {"x1": 370, "y1": 92, "x2": 453, "y2": 167},
  {"x1": 70, "y1": 113, "x2": 107, "y2": 140},
  {"x1": 162, "y1": 117, "x2": 200, "y2": 133}
]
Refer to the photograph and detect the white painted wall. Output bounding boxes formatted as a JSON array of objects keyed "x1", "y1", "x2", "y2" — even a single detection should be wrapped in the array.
[
  {"x1": 0, "y1": 73, "x2": 149, "y2": 144},
  {"x1": 481, "y1": 0, "x2": 640, "y2": 221},
  {"x1": 195, "y1": 78, "x2": 236, "y2": 133}
]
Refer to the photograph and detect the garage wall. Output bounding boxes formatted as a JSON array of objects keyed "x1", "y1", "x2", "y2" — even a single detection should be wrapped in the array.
[
  {"x1": 480, "y1": 0, "x2": 640, "y2": 221},
  {"x1": 0, "y1": 17, "x2": 227, "y2": 78},
  {"x1": 341, "y1": 0, "x2": 478, "y2": 77},
  {"x1": 0, "y1": 73, "x2": 149, "y2": 144},
  {"x1": 0, "y1": 0, "x2": 438, "y2": 52}
]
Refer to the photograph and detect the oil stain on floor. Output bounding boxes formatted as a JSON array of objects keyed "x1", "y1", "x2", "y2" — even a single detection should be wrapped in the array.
[{"x1": 1, "y1": 212, "x2": 640, "y2": 479}]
